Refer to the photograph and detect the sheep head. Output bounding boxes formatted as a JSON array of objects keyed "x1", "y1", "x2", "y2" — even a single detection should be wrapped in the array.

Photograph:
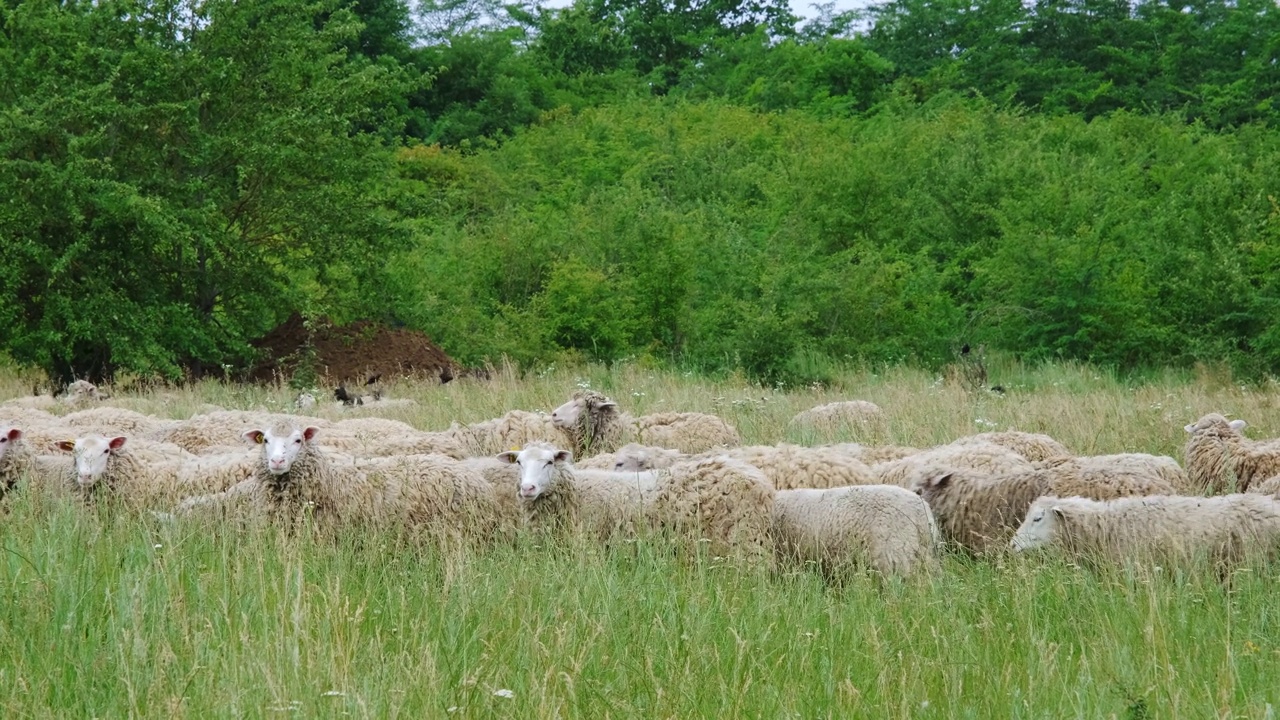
[
  {"x1": 1010, "y1": 497, "x2": 1064, "y2": 553},
  {"x1": 0, "y1": 427, "x2": 21, "y2": 463},
  {"x1": 57, "y1": 434, "x2": 127, "y2": 489},
  {"x1": 245, "y1": 423, "x2": 320, "y2": 476},
  {"x1": 498, "y1": 443, "x2": 572, "y2": 500},
  {"x1": 1184, "y1": 413, "x2": 1247, "y2": 436}
]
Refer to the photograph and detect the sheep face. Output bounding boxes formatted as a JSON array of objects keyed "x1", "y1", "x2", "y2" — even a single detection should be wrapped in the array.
[
  {"x1": 1011, "y1": 499, "x2": 1061, "y2": 553},
  {"x1": 550, "y1": 397, "x2": 584, "y2": 431},
  {"x1": 57, "y1": 434, "x2": 127, "y2": 488},
  {"x1": 245, "y1": 425, "x2": 320, "y2": 475},
  {"x1": 1184, "y1": 414, "x2": 1247, "y2": 435},
  {"x1": 0, "y1": 427, "x2": 21, "y2": 462},
  {"x1": 611, "y1": 444, "x2": 653, "y2": 471},
  {"x1": 498, "y1": 445, "x2": 572, "y2": 499}
]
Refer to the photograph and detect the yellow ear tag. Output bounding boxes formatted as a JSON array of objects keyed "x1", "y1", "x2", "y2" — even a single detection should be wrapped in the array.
[{"x1": 256, "y1": 435, "x2": 266, "y2": 444}]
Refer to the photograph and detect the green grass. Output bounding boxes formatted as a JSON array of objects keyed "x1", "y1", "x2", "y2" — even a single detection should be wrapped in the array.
[{"x1": 2, "y1": 359, "x2": 1279, "y2": 717}]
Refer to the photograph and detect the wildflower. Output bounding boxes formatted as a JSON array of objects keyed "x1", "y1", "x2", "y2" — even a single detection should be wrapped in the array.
[{"x1": 493, "y1": 689, "x2": 515, "y2": 699}]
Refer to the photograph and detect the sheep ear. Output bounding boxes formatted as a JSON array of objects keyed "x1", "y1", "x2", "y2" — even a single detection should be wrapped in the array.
[
  {"x1": 303, "y1": 426, "x2": 320, "y2": 441},
  {"x1": 927, "y1": 472, "x2": 953, "y2": 489},
  {"x1": 1051, "y1": 506, "x2": 1066, "y2": 520},
  {"x1": 1183, "y1": 423, "x2": 1197, "y2": 433},
  {"x1": 56, "y1": 440, "x2": 76, "y2": 452},
  {"x1": 5, "y1": 428, "x2": 21, "y2": 441},
  {"x1": 108, "y1": 436, "x2": 127, "y2": 450},
  {"x1": 553, "y1": 450, "x2": 573, "y2": 464},
  {"x1": 496, "y1": 451, "x2": 519, "y2": 464},
  {"x1": 243, "y1": 429, "x2": 266, "y2": 445},
  {"x1": 597, "y1": 400, "x2": 618, "y2": 411},
  {"x1": 1229, "y1": 419, "x2": 1247, "y2": 432}
]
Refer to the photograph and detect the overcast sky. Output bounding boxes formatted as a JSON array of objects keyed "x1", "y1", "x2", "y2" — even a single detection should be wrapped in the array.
[{"x1": 533, "y1": 0, "x2": 878, "y2": 21}]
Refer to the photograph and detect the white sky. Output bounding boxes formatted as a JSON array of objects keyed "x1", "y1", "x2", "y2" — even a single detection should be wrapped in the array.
[{"x1": 533, "y1": 0, "x2": 876, "y2": 21}]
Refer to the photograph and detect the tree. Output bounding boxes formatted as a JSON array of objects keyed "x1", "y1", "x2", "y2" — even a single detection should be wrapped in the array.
[{"x1": 0, "y1": 0, "x2": 408, "y2": 382}]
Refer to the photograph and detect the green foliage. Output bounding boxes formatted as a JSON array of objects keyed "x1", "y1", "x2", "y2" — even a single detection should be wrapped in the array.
[
  {"x1": 386, "y1": 98, "x2": 1280, "y2": 379},
  {"x1": 0, "y1": 0, "x2": 407, "y2": 383}
]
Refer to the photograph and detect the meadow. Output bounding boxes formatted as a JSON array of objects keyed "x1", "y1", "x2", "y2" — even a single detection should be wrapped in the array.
[{"x1": 2, "y1": 358, "x2": 1279, "y2": 718}]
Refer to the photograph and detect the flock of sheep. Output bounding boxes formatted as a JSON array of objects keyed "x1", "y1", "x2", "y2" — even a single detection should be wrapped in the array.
[{"x1": 3, "y1": 383, "x2": 1280, "y2": 580}]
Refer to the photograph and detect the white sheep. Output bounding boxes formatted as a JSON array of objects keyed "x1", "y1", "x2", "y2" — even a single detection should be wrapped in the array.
[
  {"x1": 151, "y1": 410, "x2": 333, "y2": 454},
  {"x1": 874, "y1": 442, "x2": 1034, "y2": 489},
  {"x1": 447, "y1": 410, "x2": 567, "y2": 458},
  {"x1": 948, "y1": 431, "x2": 1071, "y2": 462},
  {"x1": 575, "y1": 443, "x2": 690, "y2": 472},
  {"x1": 550, "y1": 390, "x2": 740, "y2": 457},
  {"x1": 1011, "y1": 493, "x2": 1280, "y2": 571},
  {"x1": 719, "y1": 443, "x2": 879, "y2": 490},
  {"x1": 788, "y1": 400, "x2": 885, "y2": 437},
  {"x1": 825, "y1": 443, "x2": 921, "y2": 466},
  {"x1": 771, "y1": 484, "x2": 940, "y2": 579},
  {"x1": 3, "y1": 380, "x2": 105, "y2": 410},
  {"x1": 915, "y1": 459, "x2": 1181, "y2": 554},
  {"x1": 1183, "y1": 413, "x2": 1280, "y2": 493},
  {"x1": 324, "y1": 417, "x2": 466, "y2": 459},
  {"x1": 178, "y1": 423, "x2": 499, "y2": 544},
  {"x1": 1250, "y1": 475, "x2": 1280, "y2": 497},
  {"x1": 53, "y1": 434, "x2": 251, "y2": 507},
  {"x1": 0, "y1": 427, "x2": 64, "y2": 497},
  {"x1": 60, "y1": 406, "x2": 177, "y2": 438}
]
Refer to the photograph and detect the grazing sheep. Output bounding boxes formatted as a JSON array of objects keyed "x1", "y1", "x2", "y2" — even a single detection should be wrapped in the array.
[
  {"x1": 550, "y1": 390, "x2": 740, "y2": 457},
  {"x1": 5, "y1": 380, "x2": 107, "y2": 410},
  {"x1": 447, "y1": 410, "x2": 567, "y2": 458},
  {"x1": 771, "y1": 485, "x2": 940, "y2": 580},
  {"x1": 496, "y1": 443, "x2": 658, "y2": 539},
  {"x1": 914, "y1": 458, "x2": 1179, "y2": 554},
  {"x1": 1183, "y1": 414, "x2": 1280, "y2": 493},
  {"x1": 1058, "y1": 453, "x2": 1191, "y2": 495},
  {"x1": 720, "y1": 444, "x2": 879, "y2": 490},
  {"x1": 1011, "y1": 494, "x2": 1280, "y2": 570},
  {"x1": 874, "y1": 442, "x2": 1034, "y2": 489},
  {"x1": 949, "y1": 431, "x2": 1071, "y2": 462},
  {"x1": 649, "y1": 455, "x2": 776, "y2": 562},
  {"x1": 788, "y1": 400, "x2": 885, "y2": 436}
]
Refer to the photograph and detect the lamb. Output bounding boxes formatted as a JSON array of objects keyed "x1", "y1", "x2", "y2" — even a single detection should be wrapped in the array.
[
  {"x1": 873, "y1": 442, "x2": 1034, "y2": 489},
  {"x1": 550, "y1": 390, "x2": 740, "y2": 457},
  {"x1": 53, "y1": 434, "x2": 252, "y2": 507},
  {"x1": 1183, "y1": 414, "x2": 1280, "y2": 493},
  {"x1": 178, "y1": 423, "x2": 499, "y2": 544},
  {"x1": 948, "y1": 431, "x2": 1071, "y2": 462},
  {"x1": 915, "y1": 458, "x2": 1180, "y2": 553},
  {"x1": 719, "y1": 444, "x2": 879, "y2": 490},
  {"x1": 788, "y1": 400, "x2": 885, "y2": 437},
  {"x1": 496, "y1": 443, "x2": 659, "y2": 539},
  {"x1": 770, "y1": 485, "x2": 940, "y2": 580},
  {"x1": 1011, "y1": 494, "x2": 1280, "y2": 570}
]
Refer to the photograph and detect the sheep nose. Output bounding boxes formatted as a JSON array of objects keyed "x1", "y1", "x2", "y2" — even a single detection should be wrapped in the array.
[{"x1": 519, "y1": 484, "x2": 537, "y2": 496}]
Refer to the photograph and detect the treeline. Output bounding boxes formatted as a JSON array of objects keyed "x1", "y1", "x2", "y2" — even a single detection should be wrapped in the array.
[{"x1": 1, "y1": 0, "x2": 1278, "y2": 384}]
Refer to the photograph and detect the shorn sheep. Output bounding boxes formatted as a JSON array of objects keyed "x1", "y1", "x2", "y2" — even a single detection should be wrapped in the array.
[
  {"x1": 1183, "y1": 413, "x2": 1280, "y2": 493},
  {"x1": 1011, "y1": 494, "x2": 1280, "y2": 571},
  {"x1": 915, "y1": 458, "x2": 1180, "y2": 554},
  {"x1": 771, "y1": 484, "x2": 939, "y2": 580},
  {"x1": 550, "y1": 390, "x2": 740, "y2": 457}
]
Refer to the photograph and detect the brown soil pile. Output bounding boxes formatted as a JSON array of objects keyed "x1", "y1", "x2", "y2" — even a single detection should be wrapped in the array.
[{"x1": 248, "y1": 314, "x2": 457, "y2": 385}]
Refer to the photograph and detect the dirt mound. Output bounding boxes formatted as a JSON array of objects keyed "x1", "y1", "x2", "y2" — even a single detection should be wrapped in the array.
[{"x1": 248, "y1": 314, "x2": 457, "y2": 385}]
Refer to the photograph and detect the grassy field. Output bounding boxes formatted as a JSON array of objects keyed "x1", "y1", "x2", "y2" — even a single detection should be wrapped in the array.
[{"x1": 2, "y1": 358, "x2": 1279, "y2": 718}]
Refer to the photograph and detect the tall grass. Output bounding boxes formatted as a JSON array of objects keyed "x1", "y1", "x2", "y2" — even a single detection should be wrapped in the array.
[{"x1": 1, "y1": 359, "x2": 1278, "y2": 717}]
